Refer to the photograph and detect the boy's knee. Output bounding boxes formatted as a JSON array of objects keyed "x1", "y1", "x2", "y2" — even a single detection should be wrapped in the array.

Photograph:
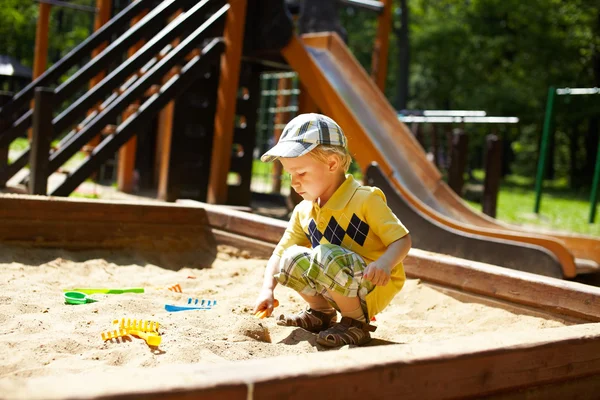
[
  {"x1": 312, "y1": 243, "x2": 343, "y2": 258},
  {"x1": 280, "y1": 245, "x2": 311, "y2": 274}
]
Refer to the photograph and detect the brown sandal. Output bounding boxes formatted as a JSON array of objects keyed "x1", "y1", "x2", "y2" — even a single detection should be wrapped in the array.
[
  {"x1": 316, "y1": 317, "x2": 377, "y2": 347},
  {"x1": 277, "y1": 308, "x2": 337, "y2": 333}
]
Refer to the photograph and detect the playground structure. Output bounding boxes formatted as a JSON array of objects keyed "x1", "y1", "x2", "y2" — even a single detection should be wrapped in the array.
[
  {"x1": 0, "y1": 0, "x2": 598, "y2": 277},
  {"x1": 1, "y1": 1, "x2": 600, "y2": 397}
]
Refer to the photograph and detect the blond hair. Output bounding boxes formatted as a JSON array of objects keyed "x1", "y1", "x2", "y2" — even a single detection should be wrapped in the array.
[{"x1": 309, "y1": 144, "x2": 352, "y2": 172}]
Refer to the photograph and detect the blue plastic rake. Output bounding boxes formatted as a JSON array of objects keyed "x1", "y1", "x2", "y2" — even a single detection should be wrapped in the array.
[{"x1": 164, "y1": 298, "x2": 217, "y2": 312}]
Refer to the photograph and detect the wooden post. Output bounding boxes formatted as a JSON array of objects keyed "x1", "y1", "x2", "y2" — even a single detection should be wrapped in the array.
[
  {"x1": 117, "y1": 104, "x2": 139, "y2": 192},
  {"x1": 448, "y1": 128, "x2": 468, "y2": 196},
  {"x1": 29, "y1": 88, "x2": 54, "y2": 195},
  {"x1": 207, "y1": 0, "x2": 247, "y2": 204},
  {"x1": 117, "y1": 11, "x2": 146, "y2": 193},
  {"x1": 30, "y1": 3, "x2": 52, "y2": 141},
  {"x1": 86, "y1": 0, "x2": 113, "y2": 150},
  {"x1": 154, "y1": 10, "x2": 183, "y2": 199},
  {"x1": 298, "y1": 81, "x2": 318, "y2": 115},
  {"x1": 482, "y1": 134, "x2": 502, "y2": 218},
  {"x1": 370, "y1": 0, "x2": 392, "y2": 92},
  {"x1": 156, "y1": 100, "x2": 175, "y2": 200},
  {"x1": 271, "y1": 76, "x2": 292, "y2": 194},
  {"x1": 0, "y1": 93, "x2": 12, "y2": 187},
  {"x1": 33, "y1": 3, "x2": 51, "y2": 81},
  {"x1": 89, "y1": 0, "x2": 112, "y2": 87},
  {"x1": 430, "y1": 123, "x2": 439, "y2": 167}
]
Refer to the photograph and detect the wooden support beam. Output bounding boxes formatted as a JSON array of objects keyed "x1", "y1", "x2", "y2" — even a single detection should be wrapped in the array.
[
  {"x1": 207, "y1": 0, "x2": 248, "y2": 204},
  {"x1": 86, "y1": 0, "x2": 113, "y2": 149},
  {"x1": 117, "y1": 12, "x2": 145, "y2": 193},
  {"x1": 29, "y1": 88, "x2": 54, "y2": 195},
  {"x1": 370, "y1": 0, "x2": 391, "y2": 92},
  {"x1": 447, "y1": 128, "x2": 468, "y2": 195},
  {"x1": 33, "y1": 4, "x2": 51, "y2": 81},
  {"x1": 30, "y1": 3, "x2": 52, "y2": 141},
  {"x1": 154, "y1": 10, "x2": 183, "y2": 200},
  {"x1": 0, "y1": 93, "x2": 12, "y2": 187},
  {"x1": 271, "y1": 76, "x2": 292, "y2": 194},
  {"x1": 482, "y1": 133, "x2": 502, "y2": 218},
  {"x1": 156, "y1": 100, "x2": 175, "y2": 200}
]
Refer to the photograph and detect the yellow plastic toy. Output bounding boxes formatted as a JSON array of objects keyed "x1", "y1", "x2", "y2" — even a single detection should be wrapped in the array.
[
  {"x1": 113, "y1": 318, "x2": 160, "y2": 333},
  {"x1": 127, "y1": 329, "x2": 161, "y2": 346},
  {"x1": 101, "y1": 328, "x2": 129, "y2": 342},
  {"x1": 101, "y1": 318, "x2": 162, "y2": 347}
]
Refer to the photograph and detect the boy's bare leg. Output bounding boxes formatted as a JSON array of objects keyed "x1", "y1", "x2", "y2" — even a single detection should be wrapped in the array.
[
  {"x1": 298, "y1": 293, "x2": 335, "y2": 311},
  {"x1": 325, "y1": 290, "x2": 366, "y2": 322},
  {"x1": 277, "y1": 293, "x2": 337, "y2": 332}
]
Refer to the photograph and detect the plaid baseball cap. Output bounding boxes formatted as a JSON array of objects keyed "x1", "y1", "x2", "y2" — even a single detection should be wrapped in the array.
[{"x1": 260, "y1": 113, "x2": 347, "y2": 162}]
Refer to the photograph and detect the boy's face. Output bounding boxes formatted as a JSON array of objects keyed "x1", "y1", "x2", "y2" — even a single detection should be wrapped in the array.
[{"x1": 280, "y1": 153, "x2": 341, "y2": 203}]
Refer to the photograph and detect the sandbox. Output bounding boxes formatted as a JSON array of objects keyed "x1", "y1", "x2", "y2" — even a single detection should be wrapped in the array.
[{"x1": 1, "y1": 195, "x2": 600, "y2": 400}]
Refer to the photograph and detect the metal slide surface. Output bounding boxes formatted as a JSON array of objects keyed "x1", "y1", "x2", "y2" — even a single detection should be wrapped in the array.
[{"x1": 282, "y1": 33, "x2": 600, "y2": 277}]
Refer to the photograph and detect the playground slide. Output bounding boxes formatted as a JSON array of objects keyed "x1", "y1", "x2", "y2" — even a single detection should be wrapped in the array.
[{"x1": 282, "y1": 32, "x2": 599, "y2": 278}]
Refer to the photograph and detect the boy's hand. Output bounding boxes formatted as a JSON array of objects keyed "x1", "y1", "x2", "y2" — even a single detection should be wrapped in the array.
[
  {"x1": 253, "y1": 289, "x2": 276, "y2": 317},
  {"x1": 363, "y1": 261, "x2": 392, "y2": 286}
]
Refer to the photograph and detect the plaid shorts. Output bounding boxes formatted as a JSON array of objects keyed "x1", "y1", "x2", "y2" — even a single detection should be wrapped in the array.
[{"x1": 276, "y1": 244, "x2": 375, "y2": 314}]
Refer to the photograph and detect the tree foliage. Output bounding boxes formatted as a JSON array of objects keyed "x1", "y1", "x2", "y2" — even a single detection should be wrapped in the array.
[
  {"x1": 0, "y1": 0, "x2": 93, "y2": 69},
  {"x1": 342, "y1": 0, "x2": 599, "y2": 186}
]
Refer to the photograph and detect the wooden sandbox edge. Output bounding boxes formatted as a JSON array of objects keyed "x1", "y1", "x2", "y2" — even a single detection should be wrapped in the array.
[{"x1": 11, "y1": 323, "x2": 600, "y2": 400}]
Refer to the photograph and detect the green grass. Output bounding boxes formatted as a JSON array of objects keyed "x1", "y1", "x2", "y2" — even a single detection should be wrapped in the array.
[
  {"x1": 464, "y1": 172, "x2": 599, "y2": 236},
  {"x1": 8, "y1": 137, "x2": 86, "y2": 170},
  {"x1": 69, "y1": 192, "x2": 100, "y2": 199}
]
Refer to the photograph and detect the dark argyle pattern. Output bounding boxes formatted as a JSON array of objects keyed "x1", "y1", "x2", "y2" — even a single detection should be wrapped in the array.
[{"x1": 305, "y1": 214, "x2": 370, "y2": 248}]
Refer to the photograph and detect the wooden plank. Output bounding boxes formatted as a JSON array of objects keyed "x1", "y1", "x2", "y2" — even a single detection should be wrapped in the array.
[
  {"x1": 483, "y1": 373, "x2": 600, "y2": 400},
  {"x1": 0, "y1": 220, "x2": 211, "y2": 251},
  {"x1": 250, "y1": 326, "x2": 600, "y2": 400},
  {"x1": 370, "y1": 0, "x2": 392, "y2": 91},
  {"x1": 0, "y1": 195, "x2": 208, "y2": 225},
  {"x1": 178, "y1": 200, "x2": 287, "y2": 244},
  {"x1": 207, "y1": 0, "x2": 248, "y2": 204},
  {"x1": 404, "y1": 248, "x2": 600, "y2": 322},
  {"x1": 57, "y1": 324, "x2": 600, "y2": 400},
  {"x1": 211, "y1": 228, "x2": 275, "y2": 259}
]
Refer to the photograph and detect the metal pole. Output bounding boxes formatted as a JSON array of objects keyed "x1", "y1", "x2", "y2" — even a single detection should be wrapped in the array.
[
  {"x1": 589, "y1": 132, "x2": 600, "y2": 223},
  {"x1": 534, "y1": 86, "x2": 555, "y2": 213}
]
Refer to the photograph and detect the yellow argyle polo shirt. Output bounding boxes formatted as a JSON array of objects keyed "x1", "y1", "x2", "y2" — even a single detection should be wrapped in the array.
[{"x1": 274, "y1": 175, "x2": 409, "y2": 317}]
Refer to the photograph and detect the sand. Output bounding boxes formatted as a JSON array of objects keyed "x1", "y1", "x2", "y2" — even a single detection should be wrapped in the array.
[{"x1": 0, "y1": 243, "x2": 570, "y2": 399}]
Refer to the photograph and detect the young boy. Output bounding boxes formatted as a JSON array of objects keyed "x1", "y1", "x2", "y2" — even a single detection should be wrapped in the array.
[{"x1": 253, "y1": 113, "x2": 411, "y2": 347}]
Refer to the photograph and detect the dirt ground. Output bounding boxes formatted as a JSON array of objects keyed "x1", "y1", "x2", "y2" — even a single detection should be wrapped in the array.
[{"x1": 0, "y1": 243, "x2": 571, "y2": 399}]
